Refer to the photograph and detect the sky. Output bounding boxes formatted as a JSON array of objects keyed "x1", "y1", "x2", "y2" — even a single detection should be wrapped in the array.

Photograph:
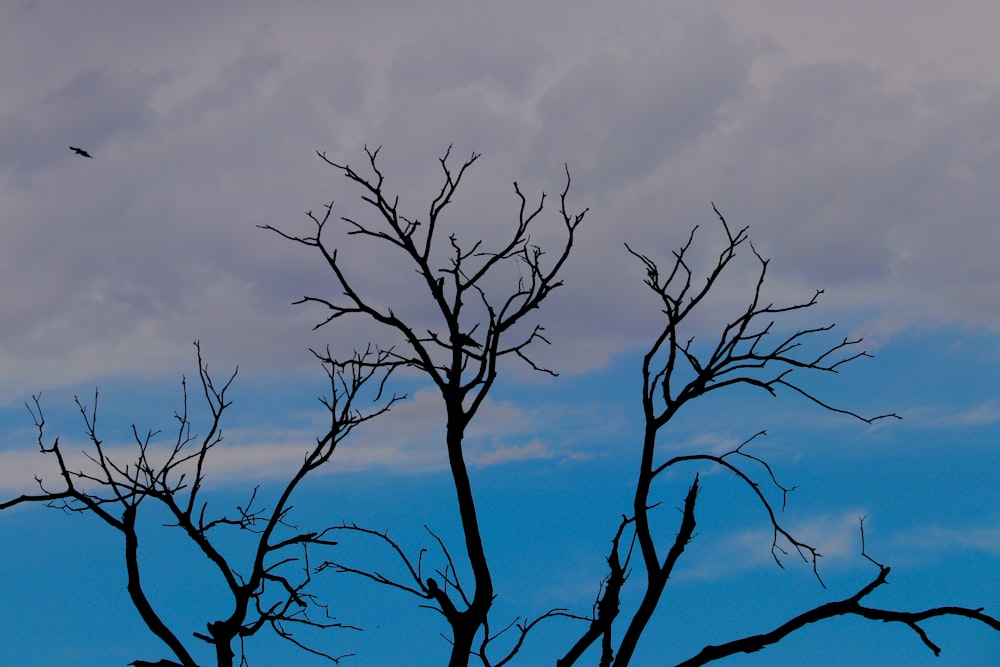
[{"x1": 0, "y1": 1, "x2": 998, "y2": 665}]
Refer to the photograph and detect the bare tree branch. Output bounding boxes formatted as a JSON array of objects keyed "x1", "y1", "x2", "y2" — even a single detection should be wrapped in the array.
[
  {"x1": 264, "y1": 147, "x2": 586, "y2": 665},
  {"x1": 562, "y1": 206, "x2": 914, "y2": 666},
  {"x1": 1, "y1": 342, "x2": 394, "y2": 666},
  {"x1": 674, "y1": 520, "x2": 1000, "y2": 666}
]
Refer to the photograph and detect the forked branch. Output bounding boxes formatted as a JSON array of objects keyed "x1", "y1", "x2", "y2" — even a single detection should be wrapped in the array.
[
  {"x1": 2, "y1": 343, "x2": 393, "y2": 666},
  {"x1": 675, "y1": 519, "x2": 1000, "y2": 666}
]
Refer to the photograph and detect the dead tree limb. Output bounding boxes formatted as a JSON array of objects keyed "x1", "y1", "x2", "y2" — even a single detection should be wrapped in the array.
[
  {"x1": 675, "y1": 519, "x2": 1000, "y2": 666},
  {"x1": 560, "y1": 206, "x2": 907, "y2": 666},
  {"x1": 263, "y1": 146, "x2": 586, "y2": 666},
  {"x1": 1, "y1": 343, "x2": 397, "y2": 667}
]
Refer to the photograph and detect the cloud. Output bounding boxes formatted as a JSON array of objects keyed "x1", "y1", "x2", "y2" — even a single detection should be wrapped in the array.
[
  {"x1": 886, "y1": 523, "x2": 1000, "y2": 557},
  {"x1": 469, "y1": 439, "x2": 554, "y2": 467},
  {"x1": 935, "y1": 400, "x2": 1000, "y2": 427},
  {"x1": 683, "y1": 66, "x2": 1000, "y2": 332},
  {"x1": 950, "y1": 401, "x2": 1000, "y2": 426},
  {"x1": 0, "y1": 386, "x2": 612, "y2": 494},
  {"x1": 2, "y1": 0, "x2": 1000, "y2": 406},
  {"x1": 671, "y1": 507, "x2": 1000, "y2": 583},
  {"x1": 676, "y1": 510, "x2": 868, "y2": 581},
  {"x1": 898, "y1": 399, "x2": 1000, "y2": 429}
]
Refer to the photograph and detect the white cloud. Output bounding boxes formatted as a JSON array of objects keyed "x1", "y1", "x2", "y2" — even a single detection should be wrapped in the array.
[
  {"x1": 0, "y1": 386, "x2": 612, "y2": 494},
  {"x1": 469, "y1": 439, "x2": 553, "y2": 467},
  {"x1": 886, "y1": 524, "x2": 1000, "y2": 557},
  {"x1": 671, "y1": 506, "x2": 1000, "y2": 583},
  {"x1": 940, "y1": 400, "x2": 1000, "y2": 427},
  {"x1": 898, "y1": 399, "x2": 1000, "y2": 429},
  {"x1": 676, "y1": 510, "x2": 869, "y2": 582}
]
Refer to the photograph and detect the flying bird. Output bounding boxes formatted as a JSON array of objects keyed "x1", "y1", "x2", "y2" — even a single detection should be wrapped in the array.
[{"x1": 69, "y1": 146, "x2": 93, "y2": 158}]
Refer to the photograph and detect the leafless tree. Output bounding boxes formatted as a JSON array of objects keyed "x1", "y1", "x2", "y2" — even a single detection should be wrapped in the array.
[
  {"x1": 1, "y1": 342, "x2": 400, "y2": 667},
  {"x1": 262, "y1": 145, "x2": 587, "y2": 666},
  {"x1": 9, "y1": 146, "x2": 996, "y2": 666},
  {"x1": 556, "y1": 206, "x2": 999, "y2": 666},
  {"x1": 266, "y1": 148, "x2": 998, "y2": 666}
]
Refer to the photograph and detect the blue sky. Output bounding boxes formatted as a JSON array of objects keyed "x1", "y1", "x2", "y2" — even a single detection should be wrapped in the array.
[{"x1": 1, "y1": 2, "x2": 998, "y2": 665}]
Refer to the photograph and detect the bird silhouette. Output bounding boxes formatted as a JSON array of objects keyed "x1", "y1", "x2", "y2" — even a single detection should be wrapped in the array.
[
  {"x1": 456, "y1": 332, "x2": 481, "y2": 349},
  {"x1": 69, "y1": 146, "x2": 93, "y2": 158}
]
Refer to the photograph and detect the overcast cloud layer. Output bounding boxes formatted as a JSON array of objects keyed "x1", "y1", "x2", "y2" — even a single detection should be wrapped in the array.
[
  {"x1": 1, "y1": 4, "x2": 999, "y2": 665},
  {"x1": 2, "y1": 1, "x2": 1000, "y2": 399}
]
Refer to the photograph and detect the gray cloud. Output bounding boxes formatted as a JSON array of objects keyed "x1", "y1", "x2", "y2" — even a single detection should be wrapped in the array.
[{"x1": 2, "y1": 1, "x2": 999, "y2": 402}]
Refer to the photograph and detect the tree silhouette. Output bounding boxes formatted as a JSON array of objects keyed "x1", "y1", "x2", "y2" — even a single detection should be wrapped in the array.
[
  {"x1": 262, "y1": 145, "x2": 586, "y2": 666},
  {"x1": 556, "y1": 207, "x2": 999, "y2": 666},
  {"x1": 1, "y1": 343, "x2": 400, "y2": 667},
  {"x1": 262, "y1": 147, "x2": 999, "y2": 665},
  {"x1": 4, "y1": 146, "x2": 998, "y2": 665}
]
